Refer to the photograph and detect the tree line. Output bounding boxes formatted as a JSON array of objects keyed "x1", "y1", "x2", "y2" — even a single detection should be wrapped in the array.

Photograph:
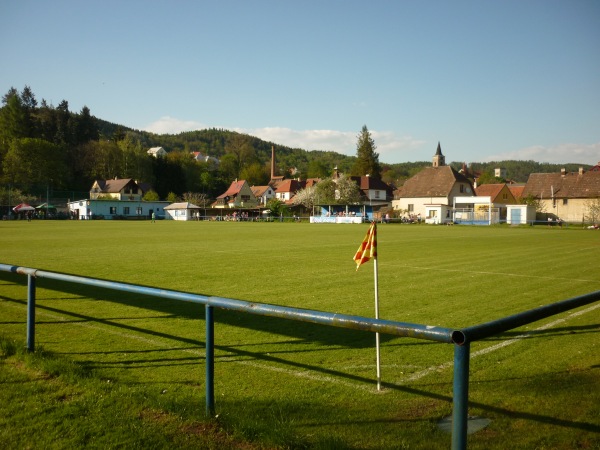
[{"x1": 0, "y1": 86, "x2": 590, "y2": 205}]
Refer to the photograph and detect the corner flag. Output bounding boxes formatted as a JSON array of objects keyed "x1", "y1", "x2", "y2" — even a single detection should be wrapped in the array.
[
  {"x1": 353, "y1": 221, "x2": 377, "y2": 270},
  {"x1": 353, "y1": 221, "x2": 382, "y2": 390}
]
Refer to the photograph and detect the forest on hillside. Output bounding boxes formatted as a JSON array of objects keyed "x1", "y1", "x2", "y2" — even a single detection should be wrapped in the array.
[{"x1": 0, "y1": 86, "x2": 591, "y2": 203}]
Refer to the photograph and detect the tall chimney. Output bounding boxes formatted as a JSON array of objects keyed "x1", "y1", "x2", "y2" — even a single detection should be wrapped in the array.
[{"x1": 271, "y1": 146, "x2": 275, "y2": 180}]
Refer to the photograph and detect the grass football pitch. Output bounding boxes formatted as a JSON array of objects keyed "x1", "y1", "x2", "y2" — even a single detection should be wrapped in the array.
[{"x1": 1, "y1": 220, "x2": 599, "y2": 449}]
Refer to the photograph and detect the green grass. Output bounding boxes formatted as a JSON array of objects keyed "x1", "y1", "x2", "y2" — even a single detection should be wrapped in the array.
[{"x1": 1, "y1": 221, "x2": 599, "y2": 449}]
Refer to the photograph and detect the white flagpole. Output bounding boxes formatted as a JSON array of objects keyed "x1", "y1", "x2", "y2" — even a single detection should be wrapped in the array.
[{"x1": 373, "y1": 239, "x2": 381, "y2": 391}]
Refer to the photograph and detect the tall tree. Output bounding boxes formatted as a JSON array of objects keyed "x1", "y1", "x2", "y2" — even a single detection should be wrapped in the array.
[
  {"x1": 54, "y1": 100, "x2": 72, "y2": 145},
  {"x1": 351, "y1": 125, "x2": 381, "y2": 179},
  {"x1": 224, "y1": 133, "x2": 256, "y2": 179},
  {"x1": 306, "y1": 159, "x2": 330, "y2": 178},
  {"x1": 74, "y1": 106, "x2": 99, "y2": 144},
  {"x1": 2, "y1": 138, "x2": 68, "y2": 188},
  {"x1": 240, "y1": 162, "x2": 269, "y2": 186},
  {"x1": 313, "y1": 174, "x2": 360, "y2": 205}
]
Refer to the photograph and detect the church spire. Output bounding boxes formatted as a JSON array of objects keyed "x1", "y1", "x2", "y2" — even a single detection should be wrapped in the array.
[{"x1": 432, "y1": 142, "x2": 446, "y2": 167}]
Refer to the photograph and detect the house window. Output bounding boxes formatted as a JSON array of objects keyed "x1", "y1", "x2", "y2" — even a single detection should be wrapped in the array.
[
  {"x1": 123, "y1": 207, "x2": 130, "y2": 215},
  {"x1": 241, "y1": 195, "x2": 250, "y2": 202},
  {"x1": 503, "y1": 193, "x2": 508, "y2": 199},
  {"x1": 374, "y1": 190, "x2": 380, "y2": 199},
  {"x1": 110, "y1": 207, "x2": 117, "y2": 215},
  {"x1": 460, "y1": 184, "x2": 464, "y2": 193},
  {"x1": 408, "y1": 204, "x2": 414, "y2": 212},
  {"x1": 136, "y1": 207, "x2": 143, "y2": 215},
  {"x1": 562, "y1": 199, "x2": 568, "y2": 205}
]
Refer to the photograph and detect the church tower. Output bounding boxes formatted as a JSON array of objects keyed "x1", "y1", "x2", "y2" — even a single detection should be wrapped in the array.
[{"x1": 432, "y1": 142, "x2": 446, "y2": 167}]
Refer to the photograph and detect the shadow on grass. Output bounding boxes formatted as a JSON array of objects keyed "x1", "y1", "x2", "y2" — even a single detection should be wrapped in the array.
[
  {"x1": 2, "y1": 272, "x2": 599, "y2": 435},
  {"x1": 0, "y1": 272, "x2": 408, "y2": 349},
  {"x1": 485, "y1": 324, "x2": 600, "y2": 340}
]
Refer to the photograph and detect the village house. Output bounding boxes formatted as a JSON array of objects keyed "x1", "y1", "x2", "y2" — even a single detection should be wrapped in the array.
[
  {"x1": 191, "y1": 151, "x2": 220, "y2": 169},
  {"x1": 251, "y1": 185, "x2": 276, "y2": 206},
  {"x1": 274, "y1": 179, "x2": 304, "y2": 203},
  {"x1": 89, "y1": 178, "x2": 144, "y2": 201},
  {"x1": 521, "y1": 165, "x2": 600, "y2": 223},
  {"x1": 392, "y1": 143, "x2": 475, "y2": 222},
  {"x1": 147, "y1": 146, "x2": 167, "y2": 158},
  {"x1": 473, "y1": 183, "x2": 519, "y2": 221},
  {"x1": 68, "y1": 178, "x2": 169, "y2": 220},
  {"x1": 213, "y1": 179, "x2": 258, "y2": 209}
]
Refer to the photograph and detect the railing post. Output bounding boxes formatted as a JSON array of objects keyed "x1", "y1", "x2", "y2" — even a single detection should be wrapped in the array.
[
  {"x1": 452, "y1": 342, "x2": 470, "y2": 450},
  {"x1": 205, "y1": 304, "x2": 215, "y2": 416},
  {"x1": 27, "y1": 274, "x2": 36, "y2": 352}
]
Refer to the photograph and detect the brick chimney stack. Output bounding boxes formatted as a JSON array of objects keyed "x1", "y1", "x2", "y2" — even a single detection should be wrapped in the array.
[{"x1": 271, "y1": 145, "x2": 275, "y2": 179}]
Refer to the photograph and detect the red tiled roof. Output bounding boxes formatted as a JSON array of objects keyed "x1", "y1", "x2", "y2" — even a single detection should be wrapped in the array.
[
  {"x1": 217, "y1": 180, "x2": 247, "y2": 199},
  {"x1": 275, "y1": 179, "x2": 303, "y2": 193},
  {"x1": 475, "y1": 184, "x2": 505, "y2": 198},
  {"x1": 508, "y1": 185, "x2": 525, "y2": 199},
  {"x1": 251, "y1": 185, "x2": 271, "y2": 197},
  {"x1": 522, "y1": 171, "x2": 600, "y2": 198},
  {"x1": 350, "y1": 176, "x2": 392, "y2": 192}
]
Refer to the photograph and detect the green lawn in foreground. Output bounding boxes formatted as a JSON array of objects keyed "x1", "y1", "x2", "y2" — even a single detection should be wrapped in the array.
[{"x1": 0, "y1": 220, "x2": 599, "y2": 449}]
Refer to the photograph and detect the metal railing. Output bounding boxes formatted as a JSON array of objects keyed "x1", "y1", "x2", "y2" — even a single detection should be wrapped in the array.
[{"x1": 1, "y1": 263, "x2": 598, "y2": 450}]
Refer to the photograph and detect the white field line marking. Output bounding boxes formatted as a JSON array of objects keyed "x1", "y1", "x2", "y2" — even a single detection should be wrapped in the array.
[
  {"x1": 224, "y1": 359, "x2": 379, "y2": 393},
  {"x1": 402, "y1": 302, "x2": 600, "y2": 384},
  {"x1": 2, "y1": 301, "x2": 385, "y2": 391},
  {"x1": 1, "y1": 301, "x2": 203, "y2": 355},
  {"x1": 391, "y1": 264, "x2": 598, "y2": 284},
  {"x1": 2, "y1": 300, "x2": 598, "y2": 392}
]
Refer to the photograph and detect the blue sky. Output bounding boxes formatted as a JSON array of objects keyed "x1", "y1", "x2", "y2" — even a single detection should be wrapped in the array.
[{"x1": 2, "y1": 0, "x2": 598, "y2": 165}]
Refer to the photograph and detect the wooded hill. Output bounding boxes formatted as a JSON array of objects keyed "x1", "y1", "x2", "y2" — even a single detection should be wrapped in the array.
[
  {"x1": 0, "y1": 86, "x2": 592, "y2": 202},
  {"x1": 98, "y1": 119, "x2": 591, "y2": 187}
]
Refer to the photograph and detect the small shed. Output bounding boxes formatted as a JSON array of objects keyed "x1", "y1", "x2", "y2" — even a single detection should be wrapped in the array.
[
  {"x1": 506, "y1": 204, "x2": 537, "y2": 225},
  {"x1": 164, "y1": 202, "x2": 201, "y2": 221}
]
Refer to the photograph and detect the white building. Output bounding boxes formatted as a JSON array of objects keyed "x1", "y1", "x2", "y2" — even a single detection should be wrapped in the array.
[
  {"x1": 68, "y1": 199, "x2": 169, "y2": 220},
  {"x1": 147, "y1": 147, "x2": 167, "y2": 158},
  {"x1": 164, "y1": 202, "x2": 202, "y2": 221}
]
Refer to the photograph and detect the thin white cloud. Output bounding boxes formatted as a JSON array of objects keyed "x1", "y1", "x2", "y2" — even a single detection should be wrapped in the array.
[
  {"x1": 143, "y1": 118, "x2": 424, "y2": 162},
  {"x1": 237, "y1": 127, "x2": 356, "y2": 152},
  {"x1": 237, "y1": 127, "x2": 425, "y2": 163},
  {"x1": 144, "y1": 116, "x2": 207, "y2": 134},
  {"x1": 143, "y1": 116, "x2": 597, "y2": 166},
  {"x1": 485, "y1": 143, "x2": 600, "y2": 166}
]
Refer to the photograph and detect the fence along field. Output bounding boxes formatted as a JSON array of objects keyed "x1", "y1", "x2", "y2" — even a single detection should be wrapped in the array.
[{"x1": 1, "y1": 221, "x2": 599, "y2": 449}]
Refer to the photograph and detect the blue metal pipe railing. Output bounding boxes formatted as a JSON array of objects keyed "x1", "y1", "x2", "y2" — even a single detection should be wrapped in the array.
[
  {"x1": 456, "y1": 290, "x2": 600, "y2": 344},
  {"x1": 0, "y1": 264, "x2": 455, "y2": 343},
  {"x1": 1, "y1": 262, "x2": 599, "y2": 450},
  {"x1": 27, "y1": 274, "x2": 36, "y2": 351}
]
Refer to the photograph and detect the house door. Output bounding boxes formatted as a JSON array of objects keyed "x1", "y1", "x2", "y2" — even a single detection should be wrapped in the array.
[{"x1": 510, "y1": 208, "x2": 521, "y2": 224}]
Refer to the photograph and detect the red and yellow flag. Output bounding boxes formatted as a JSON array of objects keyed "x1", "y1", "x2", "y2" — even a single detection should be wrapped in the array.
[{"x1": 353, "y1": 221, "x2": 377, "y2": 270}]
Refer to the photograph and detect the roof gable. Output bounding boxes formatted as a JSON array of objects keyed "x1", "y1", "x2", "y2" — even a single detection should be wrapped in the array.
[
  {"x1": 251, "y1": 185, "x2": 273, "y2": 196},
  {"x1": 92, "y1": 178, "x2": 138, "y2": 193},
  {"x1": 275, "y1": 179, "x2": 302, "y2": 193},
  {"x1": 217, "y1": 180, "x2": 255, "y2": 199},
  {"x1": 475, "y1": 184, "x2": 516, "y2": 203},
  {"x1": 164, "y1": 202, "x2": 201, "y2": 210},
  {"x1": 522, "y1": 171, "x2": 600, "y2": 199},
  {"x1": 350, "y1": 176, "x2": 392, "y2": 192},
  {"x1": 396, "y1": 166, "x2": 472, "y2": 198}
]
